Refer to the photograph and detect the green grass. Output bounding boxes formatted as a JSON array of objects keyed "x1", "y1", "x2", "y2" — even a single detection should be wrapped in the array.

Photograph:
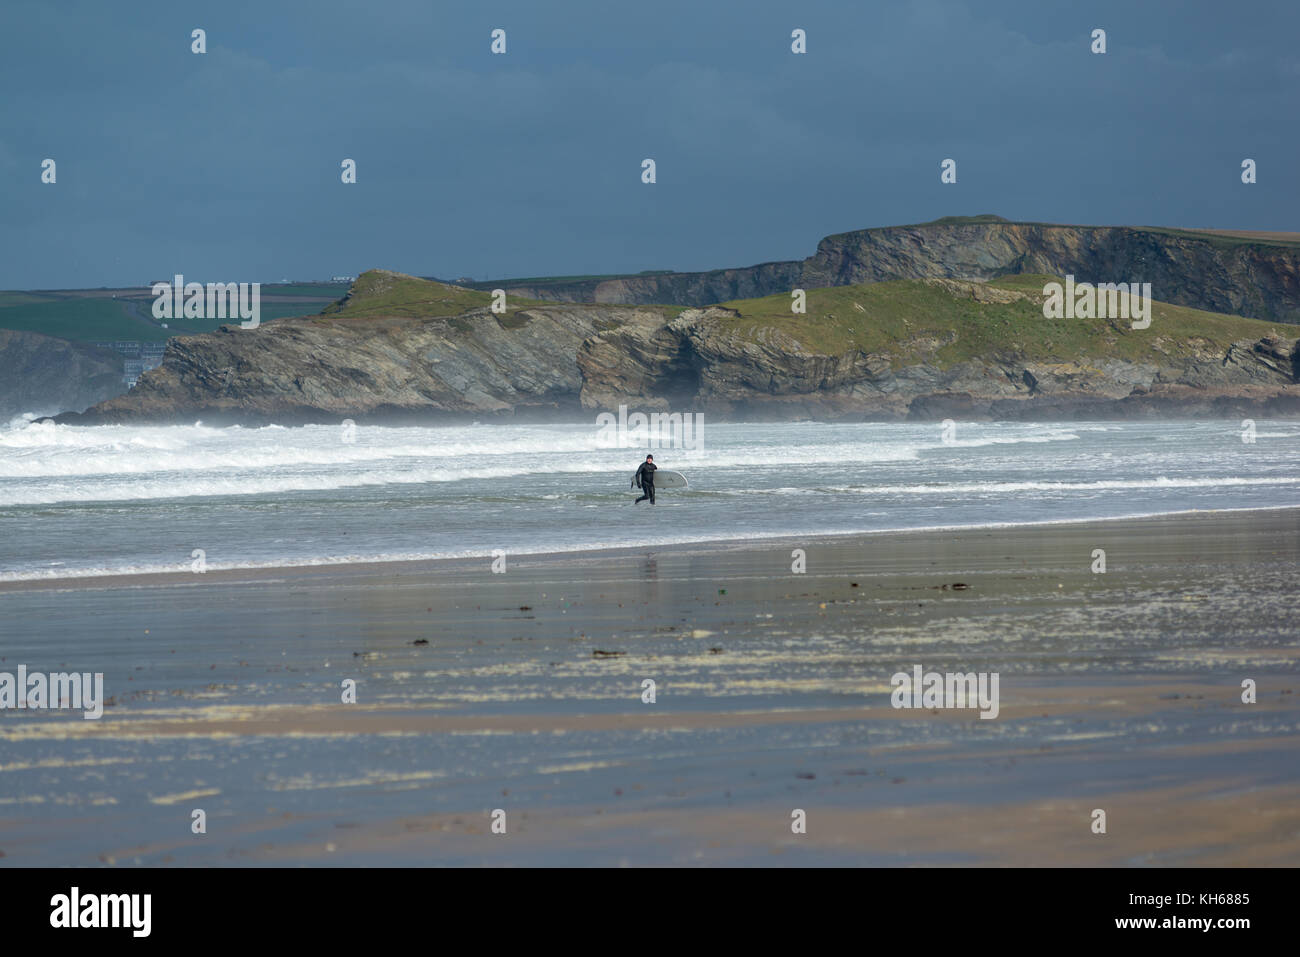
[
  {"x1": 0, "y1": 271, "x2": 550, "y2": 339},
  {"x1": 981, "y1": 273, "x2": 1054, "y2": 292},
  {"x1": 714, "y1": 275, "x2": 1286, "y2": 370},
  {"x1": 321, "y1": 269, "x2": 549, "y2": 318},
  {"x1": 924, "y1": 214, "x2": 1010, "y2": 226}
]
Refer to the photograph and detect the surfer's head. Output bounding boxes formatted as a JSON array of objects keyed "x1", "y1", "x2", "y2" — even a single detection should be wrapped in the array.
[{"x1": 646, "y1": 455, "x2": 653, "y2": 462}]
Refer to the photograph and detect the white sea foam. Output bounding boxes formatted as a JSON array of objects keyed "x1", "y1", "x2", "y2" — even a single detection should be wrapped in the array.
[
  {"x1": 0, "y1": 421, "x2": 943, "y2": 501},
  {"x1": 2, "y1": 420, "x2": 1296, "y2": 579},
  {"x1": 814, "y1": 476, "x2": 1300, "y2": 496}
]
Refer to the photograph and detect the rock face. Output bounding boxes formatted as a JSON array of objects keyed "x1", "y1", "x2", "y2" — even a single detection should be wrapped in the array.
[
  {"x1": 579, "y1": 308, "x2": 1300, "y2": 421},
  {"x1": 59, "y1": 306, "x2": 653, "y2": 425},
  {"x1": 487, "y1": 220, "x2": 1300, "y2": 324},
  {"x1": 0, "y1": 330, "x2": 125, "y2": 420},
  {"x1": 56, "y1": 297, "x2": 1300, "y2": 426},
  {"x1": 23, "y1": 220, "x2": 1300, "y2": 426}
]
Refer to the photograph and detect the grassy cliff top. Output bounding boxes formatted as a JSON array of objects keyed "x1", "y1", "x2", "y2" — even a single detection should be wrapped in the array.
[
  {"x1": 713, "y1": 275, "x2": 1288, "y2": 368},
  {"x1": 923, "y1": 214, "x2": 1011, "y2": 225},
  {"x1": 322, "y1": 270, "x2": 493, "y2": 318},
  {"x1": 320, "y1": 269, "x2": 560, "y2": 319}
]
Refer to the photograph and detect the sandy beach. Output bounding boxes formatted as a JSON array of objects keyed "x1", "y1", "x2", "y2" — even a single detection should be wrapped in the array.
[{"x1": 1, "y1": 507, "x2": 1297, "y2": 866}]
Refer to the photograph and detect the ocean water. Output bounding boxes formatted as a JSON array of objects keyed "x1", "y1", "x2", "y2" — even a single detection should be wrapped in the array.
[{"x1": 0, "y1": 416, "x2": 1297, "y2": 581}]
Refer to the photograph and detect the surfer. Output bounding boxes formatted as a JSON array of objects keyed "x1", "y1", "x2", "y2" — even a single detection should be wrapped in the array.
[{"x1": 633, "y1": 454, "x2": 657, "y2": 504}]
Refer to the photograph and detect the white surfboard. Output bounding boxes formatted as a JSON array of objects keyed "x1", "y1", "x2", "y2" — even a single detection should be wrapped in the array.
[{"x1": 630, "y1": 469, "x2": 688, "y2": 490}]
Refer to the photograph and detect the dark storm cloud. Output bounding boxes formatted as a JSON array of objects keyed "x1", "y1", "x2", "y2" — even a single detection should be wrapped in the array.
[{"x1": 1, "y1": 0, "x2": 1296, "y2": 288}]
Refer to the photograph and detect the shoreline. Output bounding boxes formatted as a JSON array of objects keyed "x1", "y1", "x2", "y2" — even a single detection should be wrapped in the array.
[
  {"x1": 2, "y1": 495, "x2": 1297, "y2": 865},
  {"x1": 4, "y1": 503, "x2": 1299, "y2": 593},
  {"x1": 32, "y1": 388, "x2": 1300, "y2": 428}
]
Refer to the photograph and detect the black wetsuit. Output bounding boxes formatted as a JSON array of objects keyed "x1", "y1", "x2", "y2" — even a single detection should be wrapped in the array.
[{"x1": 634, "y1": 461, "x2": 657, "y2": 503}]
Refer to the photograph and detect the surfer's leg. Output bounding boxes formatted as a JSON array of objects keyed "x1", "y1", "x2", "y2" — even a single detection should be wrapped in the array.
[{"x1": 647, "y1": 483, "x2": 656, "y2": 504}]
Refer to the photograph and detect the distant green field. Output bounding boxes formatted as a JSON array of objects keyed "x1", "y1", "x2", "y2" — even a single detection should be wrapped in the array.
[
  {"x1": 0, "y1": 298, "x2": 172, "y2": 342},
  {"x1": 0, "y1": 296, "x2": 324, "y2": 342},
  {"x1": 0, "y1": 292, "x2": 61, "y2": 308},
  {"x1": 263, "y1": 282, "x2": 351, "y2": 298}
]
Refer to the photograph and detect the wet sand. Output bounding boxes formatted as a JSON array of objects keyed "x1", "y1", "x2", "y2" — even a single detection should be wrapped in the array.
[{"x1": 1, "y1": 508, "x2": 1298, "y2": 866}]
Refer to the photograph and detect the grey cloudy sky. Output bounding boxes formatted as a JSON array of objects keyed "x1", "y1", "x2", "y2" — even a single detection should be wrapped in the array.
[{"x1": 1, "y1": 0, "x2": 1296, "y2": 288}]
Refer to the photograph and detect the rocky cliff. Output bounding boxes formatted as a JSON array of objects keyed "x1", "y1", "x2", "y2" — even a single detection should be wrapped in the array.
[
  {"x1": 486, "y1": 217, "x2": 1300, "y2": 324},
  {"x1": 54, "y1": 271, "x2": 1300, "y2": 425},
  {"x1": 0, "y1": 330, "x2": 126, "y2": 421},
  {"x1": 57, "y1": 300, "x2": 651, "y2": 424}
]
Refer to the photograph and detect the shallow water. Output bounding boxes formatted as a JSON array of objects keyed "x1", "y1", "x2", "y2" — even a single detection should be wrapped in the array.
[{"x1": 1, "y1": 417, "x2": 1297, "y2": 581}]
